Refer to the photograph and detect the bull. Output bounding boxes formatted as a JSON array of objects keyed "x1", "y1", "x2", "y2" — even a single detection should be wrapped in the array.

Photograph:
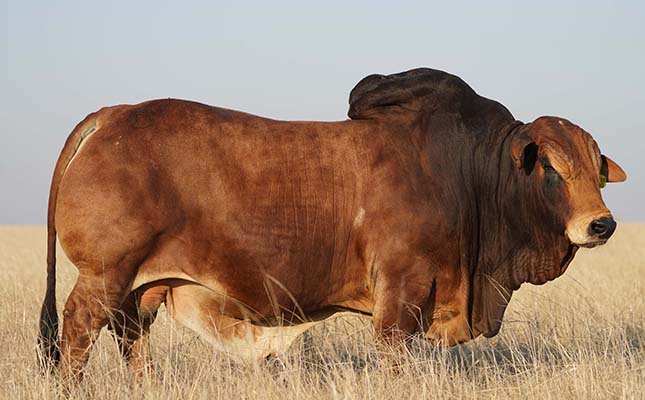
[{"x1": 38, "y1": 68, "x2": 626, "y2": 381}]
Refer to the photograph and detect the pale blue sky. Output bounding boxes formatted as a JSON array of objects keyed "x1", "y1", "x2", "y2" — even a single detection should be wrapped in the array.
[{"x1": 1, "y1": 1, "x2": 644, "y2": 223}]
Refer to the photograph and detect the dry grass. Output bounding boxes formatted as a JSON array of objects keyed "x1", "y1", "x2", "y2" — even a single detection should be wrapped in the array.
[{"x1": 1, "y1": 225, "x2": 643, "y2": 399}]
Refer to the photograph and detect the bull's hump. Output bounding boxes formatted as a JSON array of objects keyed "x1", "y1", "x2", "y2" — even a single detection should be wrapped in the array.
[
  {"x1": 348, "y1": 68, "x2": 514, "y2": 127},
  {"x1": 348, "y1": 68, "x2": 473, "y2": 119}
]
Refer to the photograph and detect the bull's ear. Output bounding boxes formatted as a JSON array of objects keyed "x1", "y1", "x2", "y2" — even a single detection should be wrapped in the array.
[
  {"x1": 601, "y1": 155, "x2": 627, "y2": 183},
  {"x1": 511, "y1": 133, "x2": 538, "y2": 175}
]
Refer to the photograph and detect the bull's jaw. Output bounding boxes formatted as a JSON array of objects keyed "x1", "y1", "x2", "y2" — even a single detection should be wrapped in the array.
[{"x1": 509, "y1": 235, "x2": 579, "y2": 286}]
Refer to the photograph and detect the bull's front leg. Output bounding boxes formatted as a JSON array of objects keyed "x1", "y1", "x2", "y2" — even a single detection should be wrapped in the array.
[{"x1": 371, "y1": 259, "x2": 433, "y2": 363}]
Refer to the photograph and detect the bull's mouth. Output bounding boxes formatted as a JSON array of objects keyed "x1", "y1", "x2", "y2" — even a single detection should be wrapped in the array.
[
  {"x1": 576, "y1": 240, "x2": 607, "y2": 249},
  {"x1": 565, "y1": 229, "x2": 608, "y2": 249}
]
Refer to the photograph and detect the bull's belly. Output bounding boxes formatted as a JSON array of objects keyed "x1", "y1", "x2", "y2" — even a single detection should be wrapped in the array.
[
  {"x1": 138, "y1": 279, "x2": 370, "y2": 362},
  {"x1": 130, "y1": 247, "x2": 472, "y2": 353}
]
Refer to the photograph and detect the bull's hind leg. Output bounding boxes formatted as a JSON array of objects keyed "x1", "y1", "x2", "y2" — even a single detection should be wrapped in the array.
[
  {"x1": 108, "y1": 285, "x2": 167, "y2": 379},
  {"x1": 60, "y1": 268, "x2": 134, "y2": 382},
  {"x1": 54, "y1": 154, "x2": 164, "y2": 384},
  {"x1": 58, "y1": 241, "x2": 155, "y2": 383}
]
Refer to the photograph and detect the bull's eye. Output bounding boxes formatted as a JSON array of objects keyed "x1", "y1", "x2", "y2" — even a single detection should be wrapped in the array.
[{"x1": 542, "y1": 162, "x2": 561, "y2": 189}]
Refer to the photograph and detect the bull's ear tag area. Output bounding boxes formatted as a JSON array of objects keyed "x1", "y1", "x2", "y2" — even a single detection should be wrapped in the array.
[{"x1": 600, "y1": 175, "x2": 607, "y2": 189}]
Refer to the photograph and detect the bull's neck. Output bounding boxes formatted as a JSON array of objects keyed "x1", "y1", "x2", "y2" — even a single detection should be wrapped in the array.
[{"x1": 471, "y1": 121, "x2": 526, "y2": 287}]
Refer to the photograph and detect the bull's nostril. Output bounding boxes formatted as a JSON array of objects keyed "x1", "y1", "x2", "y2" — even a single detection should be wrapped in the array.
[
  {"x1": 589, "y1": 217, "x2": 617, "y2": 240},
  {"x1": 591, "y1": 220, "x2": 607, "y2": 234}
]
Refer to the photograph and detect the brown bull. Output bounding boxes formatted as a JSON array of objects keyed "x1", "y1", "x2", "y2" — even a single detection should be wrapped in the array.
[{"x1": 38, "y1": 68, "x2": 626, "y2": 380}]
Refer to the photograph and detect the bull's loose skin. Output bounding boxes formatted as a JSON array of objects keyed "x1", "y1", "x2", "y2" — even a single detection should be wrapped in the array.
[{"x1": 38, "y1": 68, "x2": 626, "y2": 382}]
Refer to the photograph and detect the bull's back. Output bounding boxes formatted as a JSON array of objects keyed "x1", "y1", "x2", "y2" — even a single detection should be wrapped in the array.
[{"x1": 55, "y1": 99, "x2": 373, "y2": 314}]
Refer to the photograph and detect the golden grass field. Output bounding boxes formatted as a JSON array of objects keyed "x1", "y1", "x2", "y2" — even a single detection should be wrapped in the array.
[{"x1": 1, "y1": 225, "x2": 643, "y2": 399}]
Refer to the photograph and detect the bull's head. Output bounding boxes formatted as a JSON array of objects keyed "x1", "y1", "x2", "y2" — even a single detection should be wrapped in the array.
[
  {"x1": 511, "y1": 116, "x2": 626, "y2": 252},
  {"x1": 471, "y1": 116, "x2": 627, "y2": 339}
]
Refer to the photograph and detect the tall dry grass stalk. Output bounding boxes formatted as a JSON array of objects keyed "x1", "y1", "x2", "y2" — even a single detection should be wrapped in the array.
[{"x1": 1, "y1": 225, "x2": 643, "y2": 399}]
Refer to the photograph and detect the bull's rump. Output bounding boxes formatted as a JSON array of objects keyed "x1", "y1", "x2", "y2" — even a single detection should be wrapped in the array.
[{"x1": 55, "y1": 99, "x2": 373, "y2": 319}]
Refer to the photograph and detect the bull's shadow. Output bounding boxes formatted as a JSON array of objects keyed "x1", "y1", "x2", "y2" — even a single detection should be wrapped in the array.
[{"x1": 265, "y1": 316, "x2": 645, "y2": 379}]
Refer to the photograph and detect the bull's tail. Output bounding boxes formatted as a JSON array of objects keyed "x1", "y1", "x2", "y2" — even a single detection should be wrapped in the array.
[
  {"x1": 38, "y1": 112, "x2": 100, "y2": 370},
  {"x1": 37, "y1": 204, "x2": 60, "y2": 369}
]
